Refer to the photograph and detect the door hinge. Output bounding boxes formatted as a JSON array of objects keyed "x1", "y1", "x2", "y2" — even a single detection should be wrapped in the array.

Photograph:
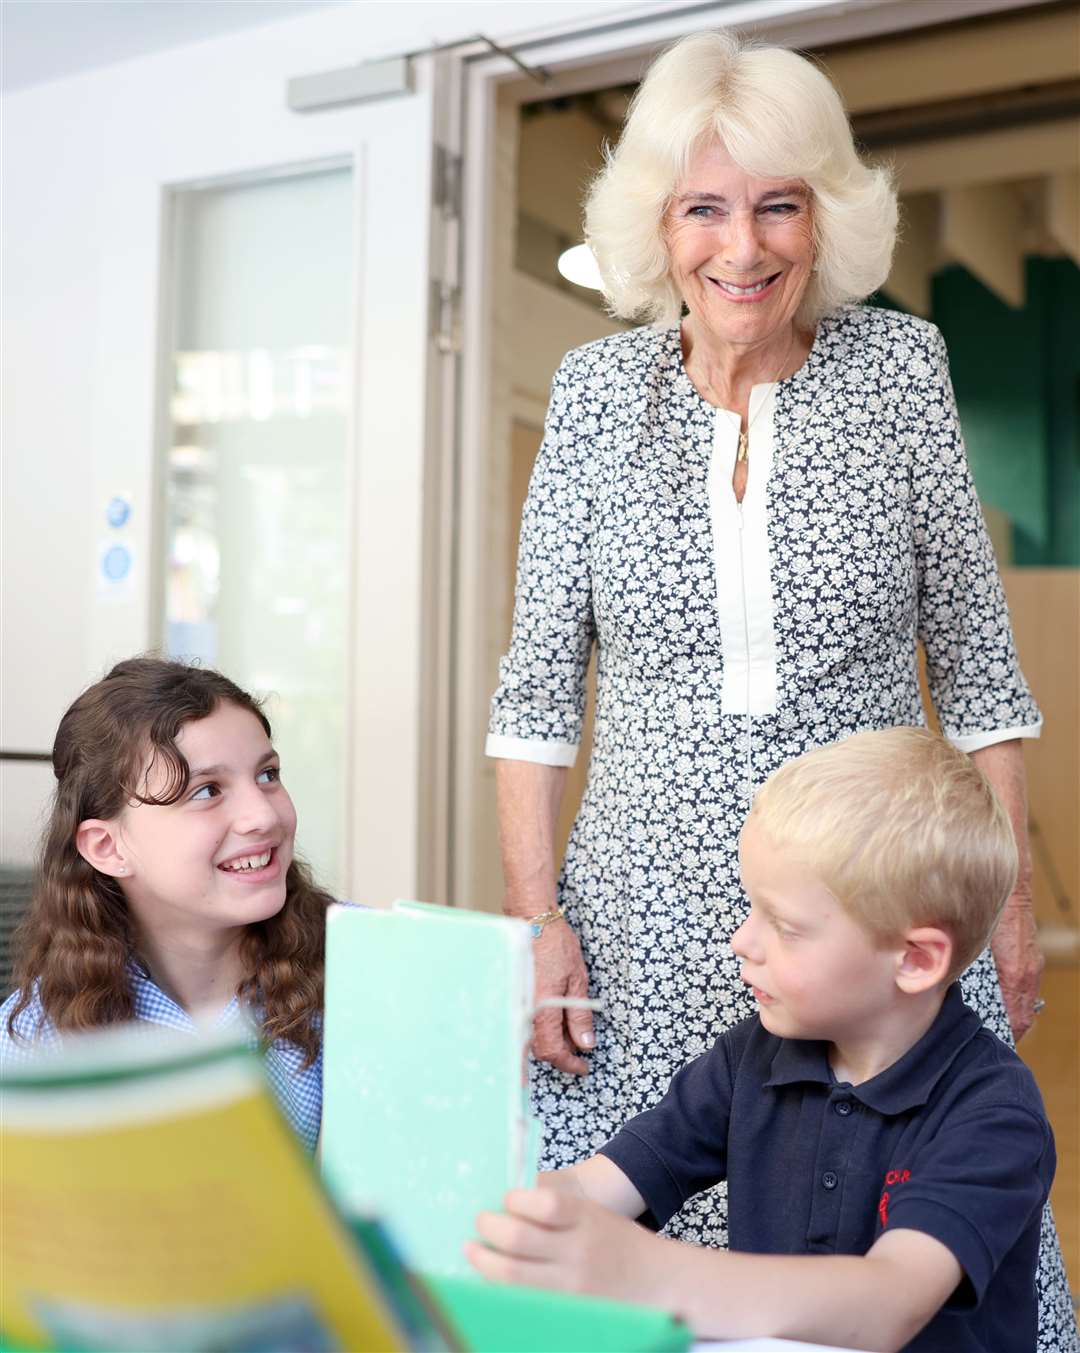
[
  {"x1": 433, "y1": 144, "x2": 462, "y2": 219},
  {"x1": 430, "y1": 279, "x2": 461, "y2": 355}
]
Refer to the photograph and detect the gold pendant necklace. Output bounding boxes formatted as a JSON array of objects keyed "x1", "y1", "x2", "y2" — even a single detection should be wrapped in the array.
[{"x1": 736, "y1": 329, "x2": 797, "y2": 464}]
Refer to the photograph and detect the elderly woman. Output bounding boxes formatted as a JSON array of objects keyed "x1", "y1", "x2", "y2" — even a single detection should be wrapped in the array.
[{"x1": 487, "y1": 30, "x2": 1076, "y2": 1351}]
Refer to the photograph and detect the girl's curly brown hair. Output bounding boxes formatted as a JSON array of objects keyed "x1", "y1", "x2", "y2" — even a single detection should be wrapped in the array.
[{"x1": 7, "y1": 656, "x2": 331, "y2": 1063}]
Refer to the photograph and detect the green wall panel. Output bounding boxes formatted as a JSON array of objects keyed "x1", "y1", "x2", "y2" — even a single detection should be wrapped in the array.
[
  {"x1": 932, "y1": 263, "x2": 1047, "y2": 545},
  {"x1": 880, "y1": 257, "x2": 1080, "y2": 566}
]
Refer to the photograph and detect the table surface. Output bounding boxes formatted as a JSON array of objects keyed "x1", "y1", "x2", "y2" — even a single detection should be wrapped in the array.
[{"x1": 693, "y1": 1339, "x2": 863, "y2": 1351}]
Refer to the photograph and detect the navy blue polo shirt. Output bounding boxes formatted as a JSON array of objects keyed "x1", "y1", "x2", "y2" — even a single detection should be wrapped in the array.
[{"x1": 600, "y1": 984, "x2": 1053, "y2": 1353}]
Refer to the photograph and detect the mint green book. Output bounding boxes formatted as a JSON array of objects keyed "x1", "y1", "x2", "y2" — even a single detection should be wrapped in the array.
[{"x1": 322, "y1": 901, "x2": 541, "y2": 1279}]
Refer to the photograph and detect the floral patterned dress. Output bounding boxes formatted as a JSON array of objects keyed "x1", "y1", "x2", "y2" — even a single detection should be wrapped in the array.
[{"x1": 488, "y1": 306, "x2": 1077, "y2": 1350}]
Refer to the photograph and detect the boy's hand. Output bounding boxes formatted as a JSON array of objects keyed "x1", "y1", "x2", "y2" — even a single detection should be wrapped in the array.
[{"x1": 465, "y1": 1188, "x2": 658, "y2": 1305}]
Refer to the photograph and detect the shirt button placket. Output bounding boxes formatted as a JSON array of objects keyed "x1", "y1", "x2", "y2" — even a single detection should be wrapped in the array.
[
  {"x1": 822, "y1": 1100, "x2": 852, "y2": 1193},
  {"x1": 806, "y1": 1091, "x2": 856, "y2": 1251}
]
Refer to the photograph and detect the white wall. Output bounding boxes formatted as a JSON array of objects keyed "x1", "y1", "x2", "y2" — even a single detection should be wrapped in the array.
[{"x1": 0, "y1": 0, "x2": 626, "y2": 862}]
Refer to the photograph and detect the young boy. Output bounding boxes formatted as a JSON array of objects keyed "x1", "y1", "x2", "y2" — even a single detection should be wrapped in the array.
[{"x1": 467, "y1": 728, "x2": 1055, "y2": 1353}]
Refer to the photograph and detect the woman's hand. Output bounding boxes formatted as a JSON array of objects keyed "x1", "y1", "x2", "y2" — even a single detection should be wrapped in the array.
[
  {"x1": 969, "y1": 740, "x2": 1043, "y2": 1043},
  {"x1": 991, "y1": 887, "x2": 1044, "y2": 1043},
  {"x1": 495, "y1": 758, "x2": 595, "y2": 1073},
  {"x1": 530, "y1": 919, "x2": 595, "y2": 1075}
]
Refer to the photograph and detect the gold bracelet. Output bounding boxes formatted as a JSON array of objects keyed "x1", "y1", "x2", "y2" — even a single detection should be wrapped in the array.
[{"x1": 526, "y1": 907, "x2": 565, "y2": 939}]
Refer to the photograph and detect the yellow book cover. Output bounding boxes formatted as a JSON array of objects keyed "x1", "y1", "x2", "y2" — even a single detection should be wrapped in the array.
[{"x1": 1, "y1": 1025, "x2": 418, "y2": 1352}]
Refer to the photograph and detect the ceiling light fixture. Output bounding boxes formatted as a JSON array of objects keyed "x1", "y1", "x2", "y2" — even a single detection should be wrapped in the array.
[{"x1": 557, "y1": 243, "x2": 604, "y2": 292}]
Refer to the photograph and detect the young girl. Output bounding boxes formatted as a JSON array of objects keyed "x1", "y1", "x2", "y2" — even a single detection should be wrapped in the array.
[{"x1": 1, "y1": 656, "x2": 332, "y2": 1152}]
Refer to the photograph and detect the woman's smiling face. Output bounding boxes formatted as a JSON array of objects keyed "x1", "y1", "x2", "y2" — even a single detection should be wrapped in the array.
[{"x1": 665, "y1": 139, "x2": 814, "y2": 352}]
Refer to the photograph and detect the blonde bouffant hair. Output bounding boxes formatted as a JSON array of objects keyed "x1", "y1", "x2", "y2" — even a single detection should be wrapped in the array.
[
  {"x1": 585, "y1": 30, "x2": 898, "y2": 328},
  {"x1": 749, "y1": 728, "x2": 1017, "y2": 982}
]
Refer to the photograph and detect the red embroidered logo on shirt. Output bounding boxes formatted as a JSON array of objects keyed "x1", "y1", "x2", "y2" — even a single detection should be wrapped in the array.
[{"x1": 877, "y1": 1168, "x2": 911, "y2": 1226}]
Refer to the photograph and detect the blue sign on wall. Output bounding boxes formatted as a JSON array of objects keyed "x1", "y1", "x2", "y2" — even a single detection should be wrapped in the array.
[
  {"x1": 102, "y1": 544, "x2": 132, "y2": 582},
  {"x1": 106, "y1": 496, "x2": 132, "y2": 529}
]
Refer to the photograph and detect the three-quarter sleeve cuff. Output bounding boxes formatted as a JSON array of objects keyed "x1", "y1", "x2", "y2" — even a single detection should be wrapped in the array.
[
  {"x1": 484, "y1": 733, "x2": 579, "y2": 767},
  {"x1": 947, "y1": 722, "x2": 1043, "y2": 753},
  {"x1": 599, "y1": 1131, "x2": 685, "y2": 1232}
]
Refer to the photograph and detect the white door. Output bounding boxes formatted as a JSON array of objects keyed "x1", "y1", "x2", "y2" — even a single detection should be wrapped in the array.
[{"x1": 82, "y1": 55, "x2": 445, "y2": 904}]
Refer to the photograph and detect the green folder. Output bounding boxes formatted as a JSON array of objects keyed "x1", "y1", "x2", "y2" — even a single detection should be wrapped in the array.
[
  {"x1": 322, "y1": 901, "x2": 540, "y2": 1280},
  {"x1": 426, "y1": 1276, "x2": 691, "y2": 1353}
]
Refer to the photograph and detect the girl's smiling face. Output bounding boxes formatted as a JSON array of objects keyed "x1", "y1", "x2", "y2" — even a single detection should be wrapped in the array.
[
  {"x1": 109, "y1": 702, "x2": 297, "y2": 941},
  {"x1": 665, "y1": 139, "x2": 814, "y2": 353}
]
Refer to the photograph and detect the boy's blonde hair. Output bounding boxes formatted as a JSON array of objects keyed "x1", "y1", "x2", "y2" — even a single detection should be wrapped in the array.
[{"x1": 750, "y1": 728, "x2": 1017, "y2": 981}]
